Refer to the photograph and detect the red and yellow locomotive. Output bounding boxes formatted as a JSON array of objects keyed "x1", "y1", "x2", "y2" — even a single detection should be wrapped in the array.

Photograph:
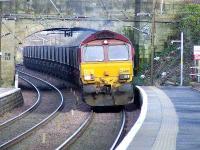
[{"x1": 23, "y1": 29, "x2": 135, "y2": 106}]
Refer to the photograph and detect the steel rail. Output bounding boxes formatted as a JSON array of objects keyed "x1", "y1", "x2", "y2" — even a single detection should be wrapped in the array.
[
  {"x1": 0, "y1": 76, "x2": 41, "y2": 129},
  {"x1": 0, "y1": 71, "x2": 64, "y2": 149},
  {"x1": 110, "y1": 110, "x2": 126, "y2": 150},
  {"x1": 56, "y1": 111, "x2": 94, "y2": 150}
]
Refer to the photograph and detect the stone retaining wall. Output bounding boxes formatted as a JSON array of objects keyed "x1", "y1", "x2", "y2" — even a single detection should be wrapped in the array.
[{"x1": 0, "y1": 88, "x2": 24, "y2": 115}]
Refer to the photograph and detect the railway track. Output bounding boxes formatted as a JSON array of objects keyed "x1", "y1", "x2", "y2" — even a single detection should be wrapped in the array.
[
  {"x1": 110, "y1": 110, "x2": 126, "y2": 150},
  {"x1": 11, "y1": 66, "x2": 92, "y2": 149},
  {"x1": 9, "y1": 66, "x2": 140, "y2": 149},
  {"x1": 56, "y1": 111, "x2": 94, "y2": 150},
  {"x1": 56, "y1": 109, "x2": 126, "y2": 150},
  {"x1": 0, "y1": 71, "x2": 64, "y2": 149},
  {"x1": 0, "y1": 76, "x2": 40, "y2": 130}
]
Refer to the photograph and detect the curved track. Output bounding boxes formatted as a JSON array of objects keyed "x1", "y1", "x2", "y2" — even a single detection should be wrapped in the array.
[
  {"x1": 56, "y1": 111, "x2": 94, "y2": 150},
  {"x1": 0, "y1": 71, "x2": 64, "y2": 149},
  {"x1": 57, "y1": 109, "x2": 125, "y2": 150},
  {"x1": 0, "y1": 76, "x2": 40, "y2": 130},
  {"x1": 4, "y1": 66, "x2": 140, "y2": 149},
  {"x1": 110, "y1": 110, "x2": 126, "y2": 150}
]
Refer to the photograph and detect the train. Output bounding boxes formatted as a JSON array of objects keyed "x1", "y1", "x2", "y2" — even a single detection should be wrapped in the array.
[{"x1": 23, "y1": 29, "x2": 135, "y2": 106}]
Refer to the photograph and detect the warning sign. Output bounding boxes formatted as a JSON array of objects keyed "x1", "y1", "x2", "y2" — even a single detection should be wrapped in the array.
[{"x1": 194, "y1": 46, "x2": 200, "y2": 60}]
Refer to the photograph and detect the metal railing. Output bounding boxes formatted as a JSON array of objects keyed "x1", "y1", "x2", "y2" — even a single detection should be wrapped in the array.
[{"x1": 190, "y1": 66, "x2": 200, "y2": 82}]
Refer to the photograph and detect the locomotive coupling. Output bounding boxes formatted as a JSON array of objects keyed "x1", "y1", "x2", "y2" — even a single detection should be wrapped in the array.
[{"x1": 82, "y1": 83, "x2": 134, "y2": 106}]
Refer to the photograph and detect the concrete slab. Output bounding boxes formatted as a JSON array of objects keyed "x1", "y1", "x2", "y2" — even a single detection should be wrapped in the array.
[
  {"x1": 0, "y1": 88, "x2": 20, "y2": 99},
  {"x1": 128, "y1": 87, "x2": 178, "y2": 150},
  {"x1": 118, "y1": 86, "x2": 200, "y2": 150},
  {"x1": 0, "y1": 88, "x2": 14, "y2": 94},
  {"x1": 117, "y1": 86, "x2": 178, "y2": 150},
  {"x1": 162, "y1": 86, "x2": 200, "y2": 150}
]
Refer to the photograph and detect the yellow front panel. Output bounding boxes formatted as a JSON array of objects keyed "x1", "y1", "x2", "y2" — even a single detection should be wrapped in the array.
[{"x1": 80, "y1": 61, "x2": 133, "y2": 87}]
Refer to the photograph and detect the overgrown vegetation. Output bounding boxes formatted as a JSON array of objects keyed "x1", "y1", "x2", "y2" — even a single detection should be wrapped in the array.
[
  {"x1": 123, "y1": 3, "x2": 200, "y2": 86},
  {"x1": 133, "y1": 45, "x2": 179, "y2": 86},
  {"x1": 177, "y1": 4, "x2": 200, "y2": 84},
  {"x1": 179, "y1": 4, "x2": 200, "y2": 45}
]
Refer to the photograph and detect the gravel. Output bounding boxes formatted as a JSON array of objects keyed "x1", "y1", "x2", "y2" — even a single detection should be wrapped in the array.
[
  {"x1": 10, "y1": 89, "x2": 91, "y2": 150},
  {"x1": 0, "y1": 78, "x2": 61, "y2": 146},
  {"x1": 69, "y1": 111, "x2": 122, "y2": 150},
  {"x1": 124, "y1": 103, "x2": 141, "y2": 137}
]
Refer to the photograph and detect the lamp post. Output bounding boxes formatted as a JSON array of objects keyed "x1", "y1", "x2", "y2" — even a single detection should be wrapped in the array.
[
  {"x1": 181, "y1": 32, "x2": 183, "y2": 86},
  {"x1": 171, "y1": 32, "x2": 184, "y2": 86}
]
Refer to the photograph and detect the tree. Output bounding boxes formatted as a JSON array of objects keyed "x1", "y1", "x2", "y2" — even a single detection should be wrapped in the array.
[{"x1": 179, "y1": 4, "x2": 200, "y2": 44}]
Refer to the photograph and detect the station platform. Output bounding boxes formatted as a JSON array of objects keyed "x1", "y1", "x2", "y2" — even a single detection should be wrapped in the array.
[
  {"x1": 117, "y1": 86, "x2": 200, "y2": 150},
  {"x1": 0, "y1": 88, "x2": 16, "y2": 96},
  {"x1": 0, "y1": 88, "x2": 23, "y2": 115}
]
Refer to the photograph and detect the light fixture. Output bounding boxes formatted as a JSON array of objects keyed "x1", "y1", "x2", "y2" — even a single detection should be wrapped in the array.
[{"x1": 103, "y1": 40, "x2": 108, "y2": 45}]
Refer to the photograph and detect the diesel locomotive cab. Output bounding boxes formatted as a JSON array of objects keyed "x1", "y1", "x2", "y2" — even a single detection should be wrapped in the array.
[
  {"x1": 23, "y1": 29, "x2": 135, "y2": 107},
  {"x1": 80, "y1": 31, "x2": 134, "y2": 106}
]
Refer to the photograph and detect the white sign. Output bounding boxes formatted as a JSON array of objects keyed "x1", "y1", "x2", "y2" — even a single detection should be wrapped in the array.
[
  {"x1": 194, "y1": 46, "x2": 200, "y2": 54},
  {"x1": 194, "y1": 46, "x2": 200, "y2": 60}
]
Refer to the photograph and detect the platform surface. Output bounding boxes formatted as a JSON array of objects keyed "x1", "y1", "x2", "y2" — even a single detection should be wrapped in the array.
[
  {"x1": 162, "y1": 86, "x2": 200, "y2": 150},
  {"x1": 0, "y1": 88, "x2": 17, "y2": 98},
  {"x1": 0, "y1": 88, "x2": 13, "y2": 94},
  {"x1": 127, "y1": 86, "x2": 200, "y2": 150}
]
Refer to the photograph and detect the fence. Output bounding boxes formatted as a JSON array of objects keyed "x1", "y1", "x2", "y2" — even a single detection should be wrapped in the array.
[{"x1": 190, "y1": 66, "x2": 200, "y2": 83}]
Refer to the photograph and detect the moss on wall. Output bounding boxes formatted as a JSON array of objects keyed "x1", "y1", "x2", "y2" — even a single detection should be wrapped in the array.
[{"x1": 1, "y1": 20, "x2": 15, "y2": 87}]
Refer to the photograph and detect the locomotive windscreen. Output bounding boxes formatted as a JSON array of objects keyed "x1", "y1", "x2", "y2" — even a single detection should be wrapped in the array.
[
  {"x1": 108, "y1": 44, "x2": 130, "y2": 61},
  {"x1": 83, "y1": 46, "x2": 104, "y2": 62}
]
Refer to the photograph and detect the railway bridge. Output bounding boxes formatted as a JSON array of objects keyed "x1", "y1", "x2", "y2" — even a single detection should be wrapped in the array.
[
  {"x1": 0, "y1": 0, "x2": 183, "y2": 87},
  {"x1": 0, "y1": 18, "x2": 131, "y2": 86}
]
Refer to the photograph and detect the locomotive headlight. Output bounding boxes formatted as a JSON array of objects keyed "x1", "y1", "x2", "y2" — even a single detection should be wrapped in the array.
[
  {"x1": 103, "y1": 40, "x2": 108, "y2": 45},
  {"x1": 84, "y1": 74, "x2": 94, "y2": 81},
  {"x1": 119, "y1": 74, "x2": 130, "y2": 80}
]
